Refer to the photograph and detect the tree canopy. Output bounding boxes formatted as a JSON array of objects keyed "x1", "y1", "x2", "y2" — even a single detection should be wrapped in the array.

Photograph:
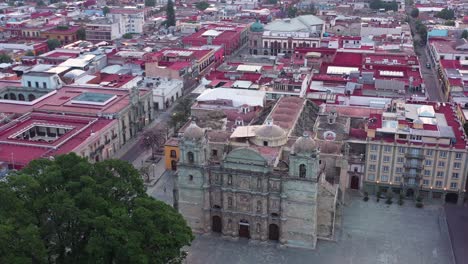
[
  {"x1": 461, "y1": 30, "x2": 468, "y2": 39},
  {"x1": 369, "y1": 0, "x2": 398, "y2": 11},
  {"x1": 166, "y1": 0, "x2": 176, "y2": 27},
  {"x1": 410, "y1": 8, "x2": 419, "y2": 18},
  {"x1": 0, "y1": 53, "x2": 12, "y2": 63},
  {"x1": 195, "y1": 1, "x2": 210, "y2": 11},
  {"x1": 122, "y1": 33, "x2": 133, "y2": 39},
  {"x1": 77, "y1": 28, "x2": 86, "y2": 40},
  {"x1": 0, "y1": 153, "x2": 193, "y2": 264},
  {"x1": 47, "y1": 38, "x2": 61, "y2": 51},
  {"x1": 436, "y1": 8, "x2": 455, "y2": 20},
  {"x1": 145, "y1": 0, "x2": 156, "y2": 7},
  {"x1": 103, "y1": 6, "x2": 110, "y2": 16}
]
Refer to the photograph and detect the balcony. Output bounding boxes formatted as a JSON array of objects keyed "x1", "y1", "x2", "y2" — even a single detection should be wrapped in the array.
[
  {"x1": 405, "y1": 152, "x2": 424, "y2": 159},
  {"x1": 402, "y1": 172, "x2": 421, "y2": 180},
  {"x1": 404, "y1": 162, "x2": 423, "y2": 170}
]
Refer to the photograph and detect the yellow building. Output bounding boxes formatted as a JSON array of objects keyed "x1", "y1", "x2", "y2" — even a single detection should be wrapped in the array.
[{"x1": 164, "y1": 138, "x2": 180, "y2": 171}]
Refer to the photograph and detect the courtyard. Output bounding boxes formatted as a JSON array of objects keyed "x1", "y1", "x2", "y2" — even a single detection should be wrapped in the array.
[{"x1": 185, "y1": 195, "x2": 454, "y2": 264}]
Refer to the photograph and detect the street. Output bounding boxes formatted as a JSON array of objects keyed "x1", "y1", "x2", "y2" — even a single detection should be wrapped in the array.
[{"x1": 146, "y1": 169, "x2": 174, "y2": 206}]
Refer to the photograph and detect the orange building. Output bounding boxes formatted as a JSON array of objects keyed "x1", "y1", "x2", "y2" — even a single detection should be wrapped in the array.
[
  {"x1": 164, "y1": 138, "x2": 180, "y2": 171},
  {"x1": 41, "y1": 26, "x2": 82, "y2": 44}
]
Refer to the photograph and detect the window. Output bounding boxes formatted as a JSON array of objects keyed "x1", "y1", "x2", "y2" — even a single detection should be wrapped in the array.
[
  {"x1": 455, "y1": 153, "x2": 462, "y2": 159},
  {"x1": 397, "y1": 157, "x2": 404, "y2": 163},
  {"x1": 398, "y1": 147, "x2": 405, "y2": 153},
  {"x1": 454, "y1": 162, "x2": 461, "y2": 169},
  {"x1": 435, "y1": 181, "x2": 443, "y2": 188},
  {"x1": 35, "y1": 82, "x2": 39, "y2": 88},
  {"x1": 370, "y1": 145, "x2": 378, "y2": 151},
  {"x1": 423, "y1": 179, "x2": 429, "y2": 185},
  {"x1": 42, "y1": 82, "x2": 47, "y2": 89},
  {"x1": 299, "y1": 164, "x2": 306, "y2": 178},
  {"x1": 212, "y1": 149, "x2": 218, "y2": 157},
  {"x1": 382, "y1": 166, "x2": 389, "y2": 173},
  {"x1": 256, "y1": 201, "x2": 262, "y2": 213},
  {"x1": 227, "y1": 197, "x2": 233, "y2": 208},
  {"x1": 425, "y1": 160, "x2": 432, "y2": 166},
  {"x1": 187, "y1": 152, "x2": 194, "y2": 163},
  {"x1": 436, "y1": 171, "x2": 444, "y2": 178},
  {"x1": 263, "y1": 141, "x2": 268, "y2": 146},
  {"x1": 450, "y1": 182, "x2": 458, "y2": 189},
  {"x1": 410, "y1": 135, "x2": 422, "y2": 141},
  {"x1": 170, "y1": 150, "x2": 177, "y2": 158},
  {"x1": 452, "y1": 173, "x2": 459, "y2": 179},
  {"x1": 368, "y1": 174, "x2": 375, "y2": 181},
  {"x1": 257, "y1": 178, "x2": 261, "y2": 189},
  {"x1": 394, "y1": 176, "x2": 401, "y2": 182},
  {"x1": 396, "y1": 167, "x2": 402, "y2": 173},
  {"x1": 227, "y1": 174, "x2": 232, "y2": 185},
  {"x1": 424, "y1": 170, "x2": 431, "y2": 176},
  {"x1": 383, "y1": 156, "x2": 390, "y2": 163},
  {"x1": 381, "y1": 175, "x2": 389, "y2": 182},
  {"x1": 27, "y1": 81, "x2": 31, "y2": 87},
  {"x1": 439, "y1": 151, "x2": 447, "y2": 158},
  {"x1": 383, "y1": 146, "x2": 391, "y2": 152},
  {"x1": 438, "y1": 161, "x2": 445, "y2": 167},
  {"x1": 426, "y1": 149, "x2": 433, "y2": 156},
  {"x1": 408, "y1": 178, "x2": 415, "y2": 185},
  {"x1": 369, "y1": 164, "x2": 376, "y2": 171},
  {"x1": 370, "y1": 154, "x2": 377, "y2": 161},
  {"x1": 189, "y1": 175, "x2": 193, "y2": 181}
]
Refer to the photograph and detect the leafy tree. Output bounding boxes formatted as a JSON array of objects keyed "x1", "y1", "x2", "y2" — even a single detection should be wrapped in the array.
[
  {"x1": 36, "y1": 0, "x2": 46, "y2": 6},
  {"x1": 0, "y1": 53, "x2": 12, "y2": 63},
  {"x1": 369, "y1": 0, "x2": 398, "y2": 11},
  {"x1": 463, "y1": 122, "x2": 468, "y2": 135},
  {"x1": 410, "y1": 8, "x2": 419, "y2": 18},
  {"x1": 287, "y1": 6, "x2": 298, "y2": 18},
  {"x1": 436, "y1": 8, "x2": 455, "y2": 20},
  {"x1": 444, "y1": 20, "x2": 455, "y2": 26},
  {"x1": 47, "y1": 38, "x2": 61, "y2": 51},
  {"x1": 141, "y1": 125, "x2": 167, "y2": 160},
  {"x1": 77, "y1": 27, "x2": 86, "y2": 40},
  {"x1": 145, "y1": 0, "x2": 156, "y2": 7},
  {"x1": 0, "y1": 154, "x2": 193, "y2": 264},
  {"x1": 25, "y1": 50, "x2": 35, "y2": 56},
  {"x1": 103, "y1": 6, "x2": 110, "y2": 16},
  {"x1": 166, "y1": 0, "x2": 176, "y2": 27},
  {"x1": 122, "y1": 33, "x2": 133, "y2": 39},
  {"x1": 195, "y1": 1, "x2": 210, "y2": 11},
  {"x1": 462, "y1": 30, "x2": 468, "y2": 39},
  {"x1": 169, "y1": 98, "x2": 193, "y2": 130}
]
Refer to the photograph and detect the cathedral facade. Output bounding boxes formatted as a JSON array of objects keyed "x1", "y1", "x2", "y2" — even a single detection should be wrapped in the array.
[{"x1": 175, "y1": 121, "x2": 337, "y2": 249}]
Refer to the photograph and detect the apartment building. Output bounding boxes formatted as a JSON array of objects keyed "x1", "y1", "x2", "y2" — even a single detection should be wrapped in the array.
[
  {"x1": 363, "y1": 101, "x2": 467, "y2": 205},
  {"x1": 85, "y1": 19, "x2": 123, "y2": 41}
]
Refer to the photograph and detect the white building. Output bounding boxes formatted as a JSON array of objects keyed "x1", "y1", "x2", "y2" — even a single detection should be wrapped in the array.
[
  {"x1": 21, "y1": 72, "x2": 63, "y2": 90},
  {"x1": 146, "y1": 78, "x2": 183, "y2": 110},
  {"x1": 85, "y1": 19, "x2": 123, "y2": 41},
  {"x1": 109, "y1": 8, "x2": 145, "y2": 34}
]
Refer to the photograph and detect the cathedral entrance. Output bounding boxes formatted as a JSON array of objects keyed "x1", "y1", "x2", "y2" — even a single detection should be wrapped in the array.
[
  {"x1": 268, "y1": 224, "x2": 279, "y2": 241},
  {"x1": 350, "y1": 176, "x2": 359, "y2": 189},
  {"x1": 212, "y1": 216, "x2": 222, "y2": 233},
  {"x1": 239, "y1": 220, "x2": 250, "y2": 239}
]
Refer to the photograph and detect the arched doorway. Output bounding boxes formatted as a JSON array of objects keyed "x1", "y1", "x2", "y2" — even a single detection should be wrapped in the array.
[
  {"x1": 406, "y1": 188, "x2": 414, "y2": 198},
  {"x1": 268, "y1": 224, "x2": 279, "y2": 241},
  {"x1": 445, "y1": 193, "x2": 458, "y2": 204},
  {"x1": 212, "y1": 216, "x2": 222, "y2": 233},
  {"x1": 18, "y1": 93, "x2": 25, "y2": 101},
  {"x1": 171, "y1": 160, "x2": 177, "y2": 171},
  {"x1": 9, "y1": 93, "x2": 16, "y2": 100},
  {"x1": 3, "y1": 94, "x2": 8, "y2": 99},
  {"x1": 239, "y1": 220, "x2": 250, "y2": 238},
  {"x1": 28, "y1": 94, "x2": 36, "y2": 101},
  {"x1": 351, "y1": 175, "x2": 359, "y2": 189}
]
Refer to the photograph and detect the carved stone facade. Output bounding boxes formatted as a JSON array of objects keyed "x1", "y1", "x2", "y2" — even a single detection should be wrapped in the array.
[{"x1": 176, "y1": 122, "x2": 337, "y2": 250}]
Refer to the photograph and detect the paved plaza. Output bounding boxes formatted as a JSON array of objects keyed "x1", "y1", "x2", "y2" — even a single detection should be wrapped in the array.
[{"x1": 185, "y1": 196, "x2": 454, "y2": 264}]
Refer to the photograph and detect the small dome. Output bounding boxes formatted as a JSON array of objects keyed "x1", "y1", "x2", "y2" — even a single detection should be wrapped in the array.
[
  {"x1": 292, "y1": 134, "x2": 317, "y2": 154},
  {"x1": 250, "y1": 20, "x2": 264, "y2": 32},
  {"x1": 183, "y1": 121, "x2": 204, "y2": 141},
  {"x1": 255, "y1": 124, "x2": 285, "y2": 139}
]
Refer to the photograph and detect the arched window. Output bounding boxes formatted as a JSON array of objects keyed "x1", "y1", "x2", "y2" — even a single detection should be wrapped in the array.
[
  {"x1": 18, "y1": 94, "x2": 25, "y2": 101},
  {"x1": 170, "y1": 150, "x2": 177, "y2": 158},
  {"x1": 299, "y1": 164, "x2": 306, "y2": 178},
  {"x1": 227, "y1": 197, "x2": 233, "y2": 208},
  {"x1": 189, "y1": 175, "x2": 193, "y2": 181},
  {"x1": 256, "y1": 223, "x2": 261, "y2": 233},
  {"x1": 257, "y1": 178, "x2": 261, "y2": 189},
  {"x1": 187, "y1": 152, "x2": 194, "y2": 163},
  {"x1": 256, "y1": 201, "x2": 262, "y2": 213},
  {"x1": 227, "y1": 174, "x2": 232, "y2": 185}
]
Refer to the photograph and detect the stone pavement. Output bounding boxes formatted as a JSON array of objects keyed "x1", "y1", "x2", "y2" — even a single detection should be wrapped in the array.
[
  {"x1": 445, "y1": 204, "x2": 468, "y2": 264},
  {"x1": 185, "y1": 195, "x2": 454, "y2": 264}
]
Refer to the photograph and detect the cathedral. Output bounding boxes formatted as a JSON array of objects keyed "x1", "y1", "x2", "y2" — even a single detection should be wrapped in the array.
[{"x1": 175, "y1": 98, "x2": 339, "y2": 249}]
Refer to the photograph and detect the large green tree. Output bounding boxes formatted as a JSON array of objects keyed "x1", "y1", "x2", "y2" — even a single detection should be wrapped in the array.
[
  {"x1": 47, "y1": 38, "x2": 61, "y2": 51},
  {"x1": 461, "y1": 30, "x2": 468, "y2": 39},
  {"x1": 166, "y1": 0, "x2": 176, "y2": 27},
  {"x1": 145, "y1": 0, "x2": 156, "y2": 7},
  {"x1": 0, "y1": 154, "x2": 193, "y2": 264},
  {"x1": 436, "y1": 8, "x2": 455, "y2": 20},
  {"x1": 77, "y1": 28, "x2": 86, "y2": 40},
  {"x1": 0, "y1": 53, "x2": 12, "y2": 63},
  {"x1": 410, "y1": 8, "x2": 419, "y2": 18},
  {"x1": 195, "y1": 1, "x2": 210, "y2": 11}
]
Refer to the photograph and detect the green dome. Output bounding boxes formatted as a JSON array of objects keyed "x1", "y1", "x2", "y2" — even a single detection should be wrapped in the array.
[{"x1": 250, "y1": 20, "x2": 264, "y2": 32}]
